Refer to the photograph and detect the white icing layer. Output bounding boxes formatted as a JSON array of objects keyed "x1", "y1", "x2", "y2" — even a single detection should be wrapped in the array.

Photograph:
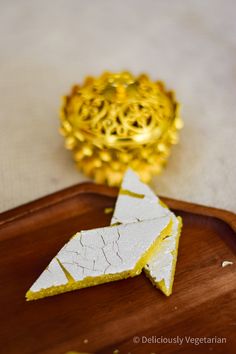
[
  {"x1": 30, "y1": 216, "x2": 170, "y2": 293},
  {"x1": 111, "y1": 169, "x2": 169, "y2": 225}
]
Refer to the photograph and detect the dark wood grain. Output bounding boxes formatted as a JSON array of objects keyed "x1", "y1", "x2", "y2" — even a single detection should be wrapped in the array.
[{"x1": 0, "y1": 183, "x2": 236, "y2": 354}]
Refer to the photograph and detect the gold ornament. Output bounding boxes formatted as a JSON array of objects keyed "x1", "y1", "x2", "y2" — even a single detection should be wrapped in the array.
[{"x1": 60, "y1": 71, "x2": 183, "y2": 186}]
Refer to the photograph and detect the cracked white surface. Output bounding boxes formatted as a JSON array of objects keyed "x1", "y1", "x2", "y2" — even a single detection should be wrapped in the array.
[
  {"x1": 30, "y1": 216, "x2": 170, "y2": 293},
  {"x1": 111, "y1": 169, "x2": 169, "y2": 225},
  {"x1": 111, "y1": 169, "x2": 181, "y2": 294}
]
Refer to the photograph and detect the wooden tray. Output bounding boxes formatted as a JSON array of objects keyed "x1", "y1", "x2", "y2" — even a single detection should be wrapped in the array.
[{"x1": 0, "y1": 183, "x2": 236, "y2": 354}]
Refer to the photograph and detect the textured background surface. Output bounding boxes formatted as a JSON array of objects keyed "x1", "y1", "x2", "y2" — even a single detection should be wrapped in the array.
[{"x1": 0, "y1": 0, "x2": 236, "y2": 213}]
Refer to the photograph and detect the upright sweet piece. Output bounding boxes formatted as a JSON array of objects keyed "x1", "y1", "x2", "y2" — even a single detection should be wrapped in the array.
[
  {"x1": 26, "y1": 216, "x2": 172, "y2": 300},
  {"x1": 144, "y1": 215, "x2": 182, "y2": 296},
  {"x1": 111, "y1": 169, "x2": 169, "y2": 225},
  {"x1": 111, "y1": 169, "x2": 182, "y2": 296}
]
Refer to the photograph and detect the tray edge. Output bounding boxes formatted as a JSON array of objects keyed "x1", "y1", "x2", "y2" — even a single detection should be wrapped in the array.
[{"x1": 0, "y1": 182, "x2": 235, "y2": 232}]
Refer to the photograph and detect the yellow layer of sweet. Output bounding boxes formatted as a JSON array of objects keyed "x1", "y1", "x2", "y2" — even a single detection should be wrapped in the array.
[
  {"x1": 158, "y1": 199, "x2": 169, "y2": 209},
  {"x1": 120, "y1": 189, "x2": 145, "y2": 199},
  {"x1": 26, "y1": 219, "x2": 173, "y2": 301},
  {"x1": 144, "y1": 216, "x2": 182, "y2": 296}
]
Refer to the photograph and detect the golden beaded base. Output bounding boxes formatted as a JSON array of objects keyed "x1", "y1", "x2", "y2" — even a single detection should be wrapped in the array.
[{"x1": 60, "y1": 71, "x2": 183, "y2": 186}]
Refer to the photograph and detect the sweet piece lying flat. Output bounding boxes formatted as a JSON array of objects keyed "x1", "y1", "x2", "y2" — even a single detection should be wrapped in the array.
[
  {"x1": 26, "y1": 216, "x2": 172, "y2": 300},
  {"x1": 111, "y1": 169, "x2": 182, "y2": 296}
]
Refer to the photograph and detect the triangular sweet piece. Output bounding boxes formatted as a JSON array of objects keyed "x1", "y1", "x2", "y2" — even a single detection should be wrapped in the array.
[
  {"x1": 26, "y1": 216, "x2": 172, "y2": 300},
  {"x1": 111, "y1": 169, "x2": 169, "y2": 225},
  {"x1": 111, "y1": 168, "x2": 182, "y2": 296}
]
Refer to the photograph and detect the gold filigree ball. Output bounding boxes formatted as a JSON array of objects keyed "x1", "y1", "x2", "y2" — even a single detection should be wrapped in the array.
[{"x1": 60, "y1": 71, "x2": 183, "y2": 186}]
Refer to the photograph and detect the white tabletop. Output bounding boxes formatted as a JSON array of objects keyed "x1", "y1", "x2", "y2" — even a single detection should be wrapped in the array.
[{"x1": 0, "y1": 0, "x2": 236, "y2": 213}]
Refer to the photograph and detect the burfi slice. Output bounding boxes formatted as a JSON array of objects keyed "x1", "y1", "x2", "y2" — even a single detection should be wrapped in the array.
[
  {"x1": 26, "y1": 216, "x2": 172, "y2": 300},
  {"x1": 111, "y1": 168, "x2": 182, "y2": 296},
  {"x1": 111, "y1": 169, "x2": 169, "y2": 225},
  {"x1": 144, "y1": 215, "x2": 182, "y2": 296}
]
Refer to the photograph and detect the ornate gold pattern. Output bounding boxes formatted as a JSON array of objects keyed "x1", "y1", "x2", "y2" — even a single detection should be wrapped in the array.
[{"x1": 60, "y1": 72, "x2": 183, "y2": 185}]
